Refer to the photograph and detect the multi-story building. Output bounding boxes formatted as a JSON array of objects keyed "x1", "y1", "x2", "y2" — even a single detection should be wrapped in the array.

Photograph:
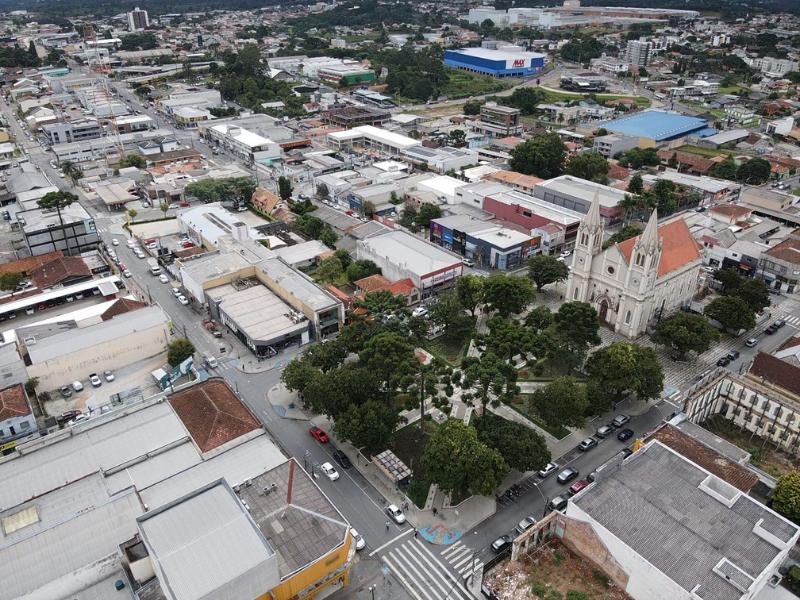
[
  {"x1": 0, "y1": 383, "x2": 36, "y2": 450},
  {"x1": 443, "y1": 47, "x2": 546, "y2": 78},
  {"x1": 127, "y1": 6, "x2": 149, "y2": 31},
  {"x1": 472, "y1": 103, "x2": 522, "y2": 138},
  {"x1": 430, "y1": 214, "x2": 535, "y2": 269},
  {"x1": 758, "y1": 229, "x2": 800, "y2": 294},
  {"x1": 624, "y1": 39, "x2": 653, "y2": 67},
  {"x1": 748, "y1": 56, "x2": 799, "y2": 77},
  {"x1": 317, "y1": 63, "x2": 375, "y2": 86},
  {"x1": 17, "y1": 203, "x2": 99, "y2": 257},
  {"x1": 592, "y1": 134, "x2": 638, "y2": 158},
  {"x1": 41, "y1": 119, "x2": 103, "y2": 145},
  {"x1": 204, "y1": 124, "x2": 281, "y2": 165}
]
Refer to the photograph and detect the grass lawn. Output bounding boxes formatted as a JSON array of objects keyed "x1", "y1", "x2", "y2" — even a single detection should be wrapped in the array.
[
  {"x1": 539, "y1": 88, "x2": 651, "y2": 107},
  {"x1": 704, "y1": 415, "x2": 800, "y2": 478},
  {"x1": 425, "y1": 331, "x2": 472, "y2": 366},
  {"x1": 511, "y1": 395, "x2": 571, "y2": 440},
  {"x1": 674, "y1": 144, "x2": 731, "y2": 158},
  {"x1": 440, "y1": 68, "x2": 514, "y2": 99},
  {"x1": 718, "y1": 85, "x2": 749, "y2": 95},
  {"x1": 393, "y1": 420, "x2": 438, "y2": 508}
]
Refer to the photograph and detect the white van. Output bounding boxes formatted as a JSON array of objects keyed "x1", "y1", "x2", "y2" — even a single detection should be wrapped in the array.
[
  {"x1": 204, "y1": 354, "x2": 218, "y2": 369},
  {"x1": 150, "y1": 265, "x2": 162, "y2": 275}
]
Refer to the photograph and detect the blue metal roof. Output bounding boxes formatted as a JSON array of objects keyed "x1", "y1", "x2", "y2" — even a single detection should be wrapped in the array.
[{"x1": 602, "y1": 110, "x2": 711, "y2": 142}]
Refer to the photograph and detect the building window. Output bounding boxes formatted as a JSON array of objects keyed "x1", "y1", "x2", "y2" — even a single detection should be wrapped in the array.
[
  {"x1": 625, "y1": 310, "x2": 631, "y2": 324},
  {"x1": 635, "y1": 253, "x2": 645, "y2": 267},
  {"x1": 607, "y1": 266, "x2": 615, "y2": 274},
  {"x1": 20, "y1": 421, "x2": 29, "y2": 430},
  {"x1": 573, "y1": 287, "x2": 579, "y2": 300},
  {"x1": 580, "y1": 233, "x2": 588, "y2": 246}
]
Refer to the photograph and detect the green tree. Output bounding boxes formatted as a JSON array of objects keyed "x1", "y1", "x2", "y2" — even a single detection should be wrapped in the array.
[
  {"x1": 346, "y1": 259, "x2": 381, "y2": 282},
  {"x1": 548, "y1": 301, "x2": 601, "y2": 365},
  {"x1": 586, "y1": 342, "x2": 664, "y2": 406},
  {"x1": 278, "y1": 176, "x2": 293, "y2": 201},
  {"x1": 160, "y1": 202, "x2": 169, "y2": 218},
  {"x1": 474, "y1": 413, "x2": 550, "y2": 473},
  {"x1": 423, "y1": 420, "x2": 508, "y2": 498},
  {"x1": 525, "y1": 305, "x2": 553, "y2": 332},
  {"x1": 773, "y1": 471, "x2": 800, "y2": 523},
  {"x1": 319, "y1": 226, "x2": 338, "y2": 248},
  {"x1": 504, "y1": 87, "x2": 546, "y2": 115},
  {"x1": 710, "y1": 156, "x2": 738, "y2": 181},
  {"x1": 530, "y1": 376, "x2": 588, "y2": 428},
  {"x1": 0, "y1": 272, "x2": 23, "y2": 291},
  {"x1": 462, "y1": 352, "x2": 516, "y2": 415},
  {"x1": 714, "y1": 268, "x2": 743, "y2": 294},
  {"x1": 359, "y1": 331, "x2": 418, "y2": 395},
  {"x1": 60, "y1": 160, "x2": 82, "y2": 184},
  {"x1": 603, "y1": 224, "x2": 642, "y2": 249},
  {"x1": 399, "y1": 205, "x2": 419, "y2": 232},
  {"x1": 509, "y1": 133, "x2": 566, "y2": 178},
  {"x1": 118, "y1": 154, "x2": 145, "y2": 169},
  {"x1": 38, "y1": 190, "x2": 77, "y2": 255},
  {"x1": 736, "y1": 157, "x2": 771, "y2": 185},
  {"x1": 428, "y1": 290, "x2": 472, "y2": 339},
  {"x1": 527, "y1": 254, "x2": 569, "y2": 291},
  {"x1": 316, "y1": 182, "x2": 329, "y2": 199},
  {"x1": 315, "y1": 256, "x2": 344, "y2": 283},
  {"x1": 627, "y1": 173, "x2": 644, "y2": 194},
  {"x1": 167, "y1": 338, "x2": 195, "y2": 367},
  {"x1": 734, "y1": 278, "x2": 770, "y2": 313},
  {"x1": 128, "y1": 208, "x2": 138, "y2": 224},
  {"x1": 305, "y1": 340, "x2": 347, "y2": 373},
  {"x1": 618, "y1": 147, "x2": 660, "y2": 169},
  {"x1": 281, "y1": 357, "x2": 320, "y2": 393},
  {"x1": 303, "y1": 365, "x2": 382, "y2": 419},
  {"x1": 565, "y1": 152, "x2": 609, "y2": 184},
  {"x1": 415, "y1": 203, "x2": 443, "y2": 229},
  {"x1": 356, "y1": 290, "x2": 407, "y2": 315},
  {"x1": 652, "y1": 312, "x2": 720, "y2": 359},
  {"x1": 334, "y1": 249, "x2": 352, "y2": 269},
  {"x1": 24, "y1": 376, "x2": 39, "y2": 397},
  {"x1": 448, "y1": 129, "x2": 466, "y2": 146},
  {"x1": 456, "y1": 275, "x2": 484, "y2": 317},
  {"x1": 463, "y1": 100, "x2": 482, "y2": 115},
  {"x1": 481, "y1": 316, "x2": 536, "y2": 365},
  {"x1": 335, "y1": 400, "x2": 400, "y2": 455},
  {"x1": 705, "y1": 296, "x2": 756, "y2": 332},
  {"x1": 389, "y1": 190, "x2": 402, "y2": 205},
  {"x1": 482, "y1": 274, "x2": 533, "y2": 317}
]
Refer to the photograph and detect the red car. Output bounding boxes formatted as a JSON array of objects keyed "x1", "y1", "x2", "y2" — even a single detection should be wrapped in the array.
[
  {"x1": 309, "y1": 425, "x2": 330, "y2": 443},
  {"x1": 568, "y1": 479, "x2": 590, "y2": 496}
]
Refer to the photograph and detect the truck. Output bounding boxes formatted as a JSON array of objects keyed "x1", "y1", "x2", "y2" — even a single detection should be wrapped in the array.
[{"x1": 147, "y1": 258, "x2": 162, "y2": 275}]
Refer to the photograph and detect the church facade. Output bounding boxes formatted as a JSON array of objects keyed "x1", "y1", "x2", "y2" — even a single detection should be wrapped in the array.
[{"x1": 565, "y1": 193, "x2": 702, "y2": 339}]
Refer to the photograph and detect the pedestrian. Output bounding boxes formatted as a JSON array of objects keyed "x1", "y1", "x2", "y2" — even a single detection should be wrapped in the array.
[
  {"x1": 414, "y1": 529, "x2": 418, "y2": 538},
  {"x1": 432, "y1": 507, "x2": 438, "y2": 517},
  {"x1": 385, "y1": 520, "x2": 390, "y2": 531}
]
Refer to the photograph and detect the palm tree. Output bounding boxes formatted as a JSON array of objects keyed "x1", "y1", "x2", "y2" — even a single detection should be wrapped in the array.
[
  {"x1": 60, "y1": 160, "x2": 82, "y2": 185},
  {"x1": 37, "y1": 190, "x2": 77, "y2": 255}
]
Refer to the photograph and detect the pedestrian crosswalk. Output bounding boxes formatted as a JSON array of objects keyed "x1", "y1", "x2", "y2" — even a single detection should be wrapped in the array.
[
  {"x1": 779, "y1": 313, "x2": 800, "y2": 328},
  {"x1": 382, "y1": 538, "x2": 474, "y2": 600},
  {"x1": 440, "y1": 540, "x2": 484, "y2": 577}
]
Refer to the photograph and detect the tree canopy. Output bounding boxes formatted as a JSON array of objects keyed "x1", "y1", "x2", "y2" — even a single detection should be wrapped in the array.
[
  {"x1": 530, "y1": 376, "x2": 588, "y2": 428},
  {"x1": 167, "y1": 338, "x2": 195, "y2": 367},
  {"x1": 773, "y1": 471, "x2": 800, "y2": 524},
  {"x1": 586, "y1": 342, "x2": 664, "y2": 407},
  {"x1": 482, "y1": 274, "x2": 533, "y2": 316},
  {"x1": 509, "y1": 133, "x2": 566, "y2": 179},
  {"x1": 565, "y1": 152, "x2": 609, "y2": 184},
  {"x1": 474, "y1": 414, "x2": 550, "y2": 473},
  {"x1": 527, "y1": 254, "x2": 569, "y2": 291},
  {"x1": 652, "y1": 312, "x2": 720, "y2": 359},
  {"x1": 705, "y1": 296, "x2": 756, "y2": 332},
  {"x1": 185, "y1": 177, "x2": 255, "y2": 209}
]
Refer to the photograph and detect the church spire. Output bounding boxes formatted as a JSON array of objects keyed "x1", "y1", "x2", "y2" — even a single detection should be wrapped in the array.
[
  {"x1": 584, "y1": 189, "x2": 602, "y2": 232},
  {"x1": 637, "y1": 208, "x2": 660, "y2": 251}
]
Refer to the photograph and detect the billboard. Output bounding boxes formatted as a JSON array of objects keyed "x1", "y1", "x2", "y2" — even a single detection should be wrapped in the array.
[{"x1": 506, "y1": 57, "x2": 531, "y2": 69}]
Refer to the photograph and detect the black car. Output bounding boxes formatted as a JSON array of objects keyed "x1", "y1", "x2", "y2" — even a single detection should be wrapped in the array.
[
  {"x1": 332, "y1": 449, "x2": 352, "y2": 469},
  {"x1": 765, "y1": 325, "x2": 777, "y2": 335},
  {"x1": 619, "y1": 448, "x2": 634, "y2": 458},
  {"x1": 617, "y1": 428, "x2": 634, "y2": 442},
  {"x1": 717, "y1": 356, "x2": 730, "y2": 367}
]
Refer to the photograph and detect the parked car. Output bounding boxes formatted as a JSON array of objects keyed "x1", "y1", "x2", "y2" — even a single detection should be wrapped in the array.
[
  {"x1": 557, "y1": 467, "x2": 579, "y2": 484},
  {"x1": 617, "y1": 428, "x2": 634, "y2": 442},
  {"x1": 111, "y1": 238, "x2": 119, "y2": 246},
  {"x1": 351, "y1": 528, "x2": 365, "y2": 551},
  {"x1": 332, "y1": 449, "x2": 352, "y2": 469},
  {"x1": 123, "y1": 270, "x2": 133, "y2": 278},
  {"x1": 57, "y1": 409, "x2": 81, "y2": 424},
  {"x1": 386, "y1": 504, "x2": 406, "y2": 524},
  {"x1": 309, "y1": 425, "x2": 330, "y2": 443},
  {"x1": 568, "y1": 479, "x2": 590, "y2": 496},
  {"x1": 727, "y1": 350, "x2": 740, "y2": 361},
  {"x1": 72, "y1": 380, "x2": 84, "y2": 392},
  {"x1": 538, "y1": 462, "x2": 559, "y2": 478},
  {"x1": 491, "y1": 535, "x2": 512, "y2": 553},
  {"x1": 548, "y1": 496, "x2": 568, "y2": 512},
  {"x1": 611, "y1": 414, "x2": 631, "y2": 428},
  {"x1": 620, "y1": 448, "x2": 634, "y2": 458},
  {"x1": 59, "y1": 385, "x2": 73, "y2": 398},
  {"x1": 68, "y1": 413, "x2": 90, "y2": 426},
  {"x1": 745, "y1": 338, "x2": 758, "y2": 348},
  {"x1": 578, "y1": 437, "x2": 598, "y2": 452},
  {"x1": 716, "y1": 356, "x2": 730, "y2": 367},
  {"x1": 89, "y1": 373, "x2": 102, "y2": 387},
  {"x1": 177, "y1": 295, "x2": 189, "y2": 306},
  {"x1": 775, "y1": 319, "x2": 786, "y2": 329},
  {"x1": 765, "y1": 324, "x2": 778, "y2": 335},
  {"x1": 320, "y1": 462, "x2": 339, "y2": 481},
  {"x1": 515, "y1": 516, "x2": 537, "y2": 534},
  {"x1": 595, "y1": 425, "x2": 614, "y2": 438},
  {"x1": 158, "y1": 274, "x2": 169, "y2": 284},
  {"x1": 103, "y1": 370, "x2": 115, "y2": 382},
  {"x1": 172, "y1": 287, "x2": 182, "y2": 297}
]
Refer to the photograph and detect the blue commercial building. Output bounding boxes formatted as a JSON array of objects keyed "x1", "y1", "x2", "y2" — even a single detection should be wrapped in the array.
[
  {"x1": 601, "y1": 110, "x2": 716, "y2": 144},
  {"x1": 443, "y1": 48, "x2": 546, "y2": 78},
  {"x1": 430, "y1": 215, "x2": 535, "y2": 270}
]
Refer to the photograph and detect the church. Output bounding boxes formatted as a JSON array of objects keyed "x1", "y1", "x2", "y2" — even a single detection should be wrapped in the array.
[{"x1": 565, "y1": 192, "x2": 702, "y2": 339}]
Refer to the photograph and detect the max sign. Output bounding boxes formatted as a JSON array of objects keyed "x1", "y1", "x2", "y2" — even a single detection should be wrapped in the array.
[{"x1": 511, "y1": 59, "x2": 526, "y2": 67}]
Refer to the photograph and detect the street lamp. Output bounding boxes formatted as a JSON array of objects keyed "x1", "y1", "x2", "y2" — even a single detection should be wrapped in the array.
[{"x1": 368, "y1": 585, "x2": 376, "y2": 600}]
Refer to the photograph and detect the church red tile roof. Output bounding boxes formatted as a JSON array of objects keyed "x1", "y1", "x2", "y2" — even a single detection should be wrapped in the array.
[{"x1": 617, "y1": 218, "x2": 701, "y2": 277}]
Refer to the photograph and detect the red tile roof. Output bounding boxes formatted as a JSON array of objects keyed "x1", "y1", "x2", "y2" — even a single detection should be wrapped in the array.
[
  {"x1": 0, "y1": 384, "x2": 30, "y2": 421},
  {"x1": 650, "y1": 424, "x2": 758, "y2": 492},
  {"x1": 354, "y1": 274, "x2": 392, "y2": 293},
  {"x1": 656, "y1": 150, "x2": 717, "y2": 173},
  {"x1": 29, "y1": 256, "x2": 91, "y2": 289},
  {"x1": 169, "y1": 378, "x2": 260, "y2": 453},
  {"x1": 765, "y1": 234, "x2": 800, "y2": 265},
  {"x1": 100, "y1": 298, "x2": 147, "y2": 321},
  {"x1": 709, "y1": 204, "x2": 752, "y2": 219},
  {"x1": 617, "y1": 218, "x2": 701, "y2": 277},
  {"x1": 0, "y1": 251, "x2": 63, "y2": 276},
  {"x1": 749, "y1": 352, "x2": 800, "y2": 397}
]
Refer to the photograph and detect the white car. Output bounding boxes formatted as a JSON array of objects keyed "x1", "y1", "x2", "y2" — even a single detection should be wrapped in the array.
[
  {"x1": 126, "y1": 239, "x2": 137, "y2": 248},
  {"x1": 89, "y1": 373, "x2": 102, "y2": 387},
  {"x1": 351, "y1": 528, "x2": 365, "y2": 551},
  {"x1": 103, "y1": 370, "x2": 115, "y2": 382},
  {"x1": 172, "y1": 287, "x2": 182, "y2": 297},
  {"x1": 177, "y1": 295, "x2": 189, "y2": 306},
  {"x1": 321, "y1": 462, "x2": 339, "y2": 481},
  {"x1": 158, "y1": 274, "x2": 169, "y2": 284},
  {"x1": 134, "y1": 251, "x2": 146, "y2": 259},
  {"x1": 111, "y1": 238, "x2": 119, "y2": 246},
  {"x1": 412, "y1": 306, "x2": 428, "y2": 318},
  {"x1": 386, "y1": 504, "x2": 406, "y2": 524},
  {"x1": 68, "y1": 413, "x2": 89, "y2": 426},
  {"x1": 123, "y1": 270, "x2": 133, "y2": 278}
]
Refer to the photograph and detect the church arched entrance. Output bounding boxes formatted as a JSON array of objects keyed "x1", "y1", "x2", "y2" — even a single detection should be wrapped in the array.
[{"x1": 598, "y1": 299, "x2": 610, "y2": 323}]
